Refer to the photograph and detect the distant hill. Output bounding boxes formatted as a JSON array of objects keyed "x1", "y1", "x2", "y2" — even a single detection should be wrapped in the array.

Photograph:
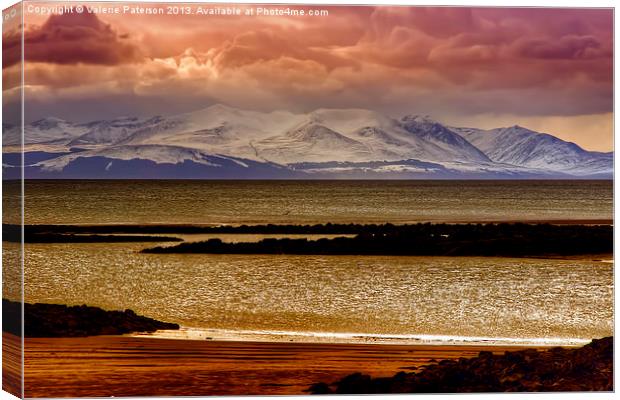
[{"x1": 3, "y1": 105, "x2": 612, "y2": 179}]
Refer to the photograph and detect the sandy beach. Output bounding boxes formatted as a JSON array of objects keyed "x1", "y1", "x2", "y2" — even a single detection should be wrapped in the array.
[{"x1": 2, "y1": 332, "x2": 543, "y2": 397}]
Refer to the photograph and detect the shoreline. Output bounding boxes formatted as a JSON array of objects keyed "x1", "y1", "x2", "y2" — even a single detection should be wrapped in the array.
[
  {"x1": 141, "y1": 223, "x2": 612, "y2": 257},
  {"x1": 6, "y1": 332, "x2": 556, "y2": 397},
  {"x1": 313, "y1": 336, "x2": 613, "y2": 393},
  {"x1": 132, "y1": 327, "x2": 593, "y2": 348},
  {"x1": 10, "y1": 218, "x2": 614, "y2": 228}
]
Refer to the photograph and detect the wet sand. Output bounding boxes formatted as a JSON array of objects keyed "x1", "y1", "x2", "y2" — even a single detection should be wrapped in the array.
[
  {"x1": 2, "y1": 332, "x2": 22, "y2": 397},
  {"x1": 3, "y1": 332, "x2": 544, "y2": 397},
  {"x1": 467, "y1": 219, "x2": 611, "y2": 225}
]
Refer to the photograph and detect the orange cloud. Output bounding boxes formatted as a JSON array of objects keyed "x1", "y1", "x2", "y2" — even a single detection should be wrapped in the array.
[
  {"x1": 2, "y1": 3, "x2": 612, "y2": 150},
  {"x1": 4, "y1": 10, "x2": 141, "y2": 68}
]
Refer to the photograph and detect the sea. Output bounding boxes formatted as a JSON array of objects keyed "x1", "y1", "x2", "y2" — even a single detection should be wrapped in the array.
[{"x1": 3, "y1": 180, "x2": 613, "y2": 346}]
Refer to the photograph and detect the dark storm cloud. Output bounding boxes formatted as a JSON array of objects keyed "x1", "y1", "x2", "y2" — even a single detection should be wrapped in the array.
[{"x1": 3, "y1": 11, "x2": 141, "y2": 68}]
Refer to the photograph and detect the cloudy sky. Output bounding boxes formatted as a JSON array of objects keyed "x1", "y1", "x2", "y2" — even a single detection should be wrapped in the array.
[{"x1": 2, "y1": 4, "x2": 613, "y2": 150}]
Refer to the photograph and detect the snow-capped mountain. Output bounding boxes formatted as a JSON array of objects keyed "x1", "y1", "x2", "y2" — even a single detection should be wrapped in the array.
[
  {"x1": 3, "y1": 117, "x2": 86, "y2": 147},
  {"x1": 116, "y1": 104, "x2": 305, "y2": 161},
  {"x1": 2, "y1": 105, "x2": 613, "y2": 179},
  {"x1": 454, "y1": 125, "x2": 613, "y2": 176},
  {"x1": 38, "y1": 144, "x2": 222, "y2": 171},
  {"x1": 68, "y1": 116, "x2": 166, "y2": 147},
  {"x1": 400, "y1": 115, "x2": 490, "y2": 163},
  {"x1": 254, "y1": 121, "x2": 375, "y2": 163},
  {"x1": 20, "y1": 144, "x2": 291, "y2": 179}
]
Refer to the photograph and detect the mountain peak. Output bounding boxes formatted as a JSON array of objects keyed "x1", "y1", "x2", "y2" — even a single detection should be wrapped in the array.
[
  {"x1": 32, "y1": 117, "x2": 67, "y2": 124},
  {"x1": 30, "y1": 117, "x2": 70, "y2": 129},
  {"x1": 401, "y1": 115, "x2": 437, "y2": 124},
  {"x1": 9, "y1": 106, "x2": 612, "y2": 178},
  {"x1": 309, "y1": 108, "x2": 386, "y2": 122},
  {"x1": 504, "y1": 124, "x2": 536, "y2": 133},
  {"x1": 205, "y1": 103, "x2": 237, "y2": 112},
  {"x1": 181, "y1": 104, "x2": 241, "y2": 118},
  {"x1": 190, "y1": 104, "x2": 242, "y2": 115}
]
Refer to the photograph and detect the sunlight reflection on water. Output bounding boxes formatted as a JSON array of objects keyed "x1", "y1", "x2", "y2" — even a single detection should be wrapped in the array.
[{"x1": 15, "y1": 240, "x2": 613, "y2": 346}]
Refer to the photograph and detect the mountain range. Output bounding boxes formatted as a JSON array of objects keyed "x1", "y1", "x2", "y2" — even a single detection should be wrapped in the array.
[{"x1": 2, "y1": 105, "x2": 613, "y2": 179}]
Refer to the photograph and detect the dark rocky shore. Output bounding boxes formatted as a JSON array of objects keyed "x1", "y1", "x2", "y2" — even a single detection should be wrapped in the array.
[
  {"x1": 143, "y1": 223, "x2": 612, "y2": 257},
  {"x1": 3, "y1": 299, "x2": 179, "y2": 337},
  {"x1": 8, "y1": 221, "x2": 613, "y2": 235},
  {"x1": 308, "y1": 337, "x2": 613, "y2": 393},
  {"x1": 3, "y1": 224, "x2": 182, "y2": 243}
]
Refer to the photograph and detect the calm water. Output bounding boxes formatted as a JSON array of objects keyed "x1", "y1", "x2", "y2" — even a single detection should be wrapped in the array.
[
  {"x1": 8, "y1": 240, "x2": 612, "y2": 346},
  {"x1": 3, "y1": 180, "x2": 614, "y2": 345},
  {"x1": 3, "y1": 180, "x2": 613, "y2": 224}
]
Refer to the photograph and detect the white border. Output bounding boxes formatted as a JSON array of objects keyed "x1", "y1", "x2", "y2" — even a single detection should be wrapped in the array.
[{"x1": 0, "y1": 1, "x2": 616, "y2": 400}]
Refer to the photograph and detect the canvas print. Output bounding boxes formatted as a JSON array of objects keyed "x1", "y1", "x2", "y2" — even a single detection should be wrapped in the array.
[{"x1": 2, "y1": 2, "x2": 614, "y2": 397}]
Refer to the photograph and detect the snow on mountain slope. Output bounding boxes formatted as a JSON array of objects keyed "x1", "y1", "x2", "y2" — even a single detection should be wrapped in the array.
[
  {"x1": 22, "y1": 145, "x2": 293, "y2": 179},
  {"x1": 5, "y1": 105, "x2": 612, "y2": 178},
  {"x1": 401, "y1": 115, "x2": 490, "y2": 163},
  {"x1": 121, "y1": 104, "x2": 304, "y2": 143},
  {"x1": 115, "y1": 106, "x2": 501, "y2": 165},
  {"x1": 254, "y1": 122, "x2": 375, "y2": 163},
  {"x1": 3, "y1": 117, "x2": 86, "y2": 146},
  {"x1": 180, "y1": 104, "x2": 301, "y2": 133},
  {"x1": 68, "y1": 116, "x2": 165, "y2": 146},
  {"x1": 290, "y1": 109, "x2": 410, "y2": 161},
  {"x1": 303, "y1": 109, "x2": 431, "y2": 162},
  {"x1": 116, "y1": 104, "x2": 306, "y2": 160},
  {"x1": 291, "y1": 109, "x2": 493, "y2": 164},
  {"x1": 453, "y1": 125, "x2": 612, "y2": 175},
  {"x1": 308, "y1": 108, "x2": 396, "y2": 133},
  {"x1": 260, "y1": 108, "x2": 492, "y2": 164},
  {"x1": 142, "y1": 125, "x2": 264, "y2": 161},
  {"x1": 351, "y1": 126, "x2": 422, "y2": 160},
  {"x1": 37, "y1": 144, "x2": 223, "y2": 172}
]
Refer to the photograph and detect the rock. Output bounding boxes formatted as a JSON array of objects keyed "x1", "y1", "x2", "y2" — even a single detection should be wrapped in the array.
[
  {"x1": 305, "y1": 383, "x2": 330, "y2": 394},
  {"x1": 2, "y1": 299, "x2": 180, "y2": 337},
  {"x1": 309, "y1": 337, "x2": 613, "y2": 394}
]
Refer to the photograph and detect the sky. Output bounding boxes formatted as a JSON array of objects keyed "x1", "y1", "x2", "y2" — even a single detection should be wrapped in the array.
[{"x1": 2, "y1": 3, "x2": 614, "y2": 151}]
